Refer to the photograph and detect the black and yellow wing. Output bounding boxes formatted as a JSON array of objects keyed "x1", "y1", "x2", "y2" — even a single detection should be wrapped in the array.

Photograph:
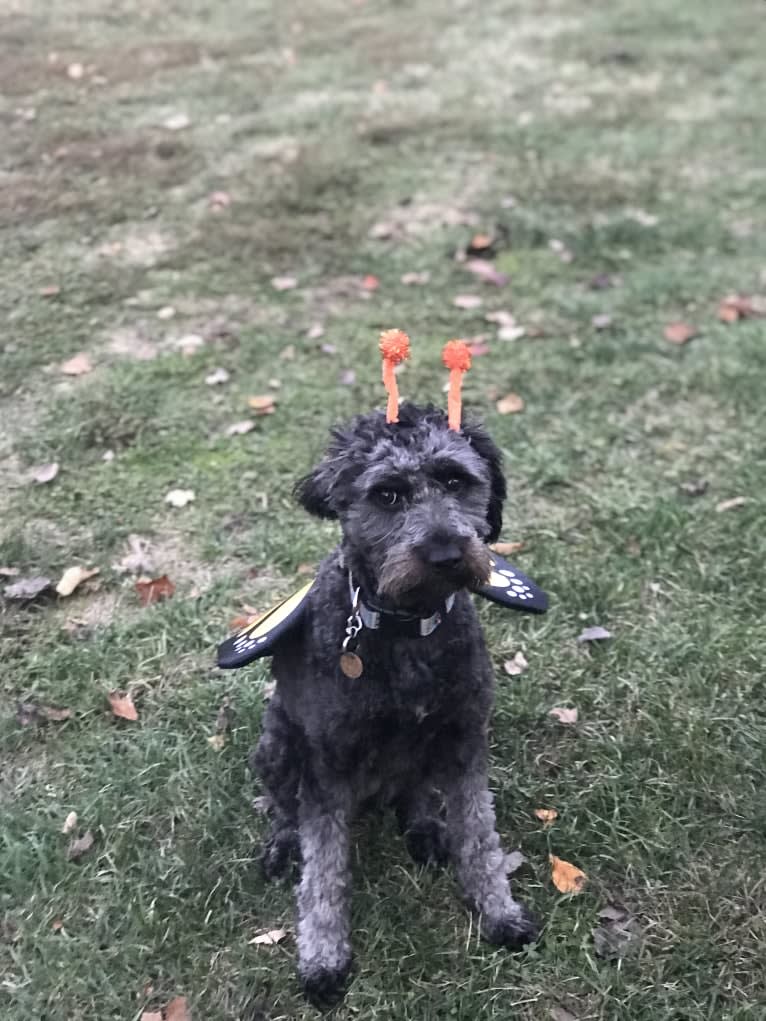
[
  {"x1": 217, "y1": 580, "x2": 314, "y2": 669},
  {"x1": 475, "y1": 552, "x2": 548, "y2": 614}
]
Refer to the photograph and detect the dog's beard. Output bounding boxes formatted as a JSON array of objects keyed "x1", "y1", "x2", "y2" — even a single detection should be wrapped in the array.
[{"x1": 376, "y1": 536, "x2": 491, "y2": 608}]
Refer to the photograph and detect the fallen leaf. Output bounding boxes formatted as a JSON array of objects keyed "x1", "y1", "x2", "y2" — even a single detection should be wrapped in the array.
[
  {"x1": 361, "y1": 274, "x2": 379, "y2": 291},
  {"x1": 453, "y1": 294, "x2": 483, "y2": 309},
  {"x1": 62, "y1": 811, "x2": 78, "y2": 834},
  {"x1": 534, "y1": 808, "x2": 558, "y2": 827},
  {"x1": 229, "y1": 613, "x2": 255, "y2": 630},
  {"x1": 102, "y1": 449, "x2": 115, "y2": 462},
  {"x1": 307, "y1": 323, "x2": 325, "y2": 340},
  {"x1": 464, "y1": 260, "x2": 508, "y2": 287},
  {"x1": 717, "y1": 294, "x2": 766, "y2": 322},
  {"x1": 549, "y1": 854, "x2": 587, "y2": 894},
  {"x1": 549, "y1": 706, "x2": 578, "y2": 725},
  {"x1": 320, "y1": 343, "x2": 337, "y2": 355},
  {"x1": 176, "y1": 333, "x2": 204, "y2": 355},
  {"x1": 0, "y1": 566, "x2": 20, "y2": 577},
  {"x1": 400, "y1": 271, "x2": 430, "y2": 285},
  {"x1": 4, "y1": 575, "x2": 51, "y2": 600},
  {"x1": 40, "y1": 284, "x2": 61, "y2": 298},
  {"x1": 496, "y1": 393, "x2": 525, "y2": 415},
  {"x1": 271, "y1": 275, "x2": 298, "y2": 291},
  {"x1": 165, "y1": 489, "x2": 195, "y2": 508},
  {"x1": 249, "y1": 927, "x2": 288, "y2": 946},
  {"x1": 67, "y1": 61, "x2": 85, "y2": 80},
  {"x1": 56, "y1": 565, "x2": 99, "y2": 597},
  {"x1": 60, "y1": 352, "x2": 93, "y2": 375},
  {"x1": 577, "y1": 625, "x2": 612, "y2": 643},
  {"x1": 715, "y1": 496, "x2": 748, "y2": 513},
  {"x1": 679, "y1": 478, "x2": 708, "y2": 497},
  {"x1": 663, "y1": 321, "x2": 697, "y2": 345},
  {"x1": 593, "y1": 904, "x2": 641, "y2": 959},
  {"x1": 134, "y1": 575, "x2": 175, "y2": 606},
  {"x1": 108, "y1": 691, "x2": 138, "y2": 721},
  {"x1": 207, "y1": 734, "x2": 226, "y2": 751},
  {"x1": 549, "y1": 1007, "x2": 577, "y2": 1021},
  {"x1": 369, "y1": 221, "x2": 394, "y2": 239},
  {"x1": 164, "y1": 996, "x2": 191, "y2": 1021},
  {"x1": 591, "y1": 313, "x2": 612, "y2": 330},
  {"x1": 32, "y1": 462, "x2": 59, "y2": 484},
  {"x1": 503, "y1": 651, "x2": 528, "y2": 676},
  {"x1": 549, "y1": 238, "x2": 573, "y2": 263},
  {"x1": 248, "y1": 395, "x2": 277, "y2": 415},
  {"x1": 466, "y1": 232, "x2": 494, "y2": 256},
  {"x1": 157, "y1": 305, "x2": 175, "y2": 320},
  {"x1": 497, "y1": 324, "x2": 526, "y2": 341},
  {"x1": 339, "y1": 369, "x2": 356, "y2": 385},
  {"x1": 67, "y1": 830, "x2": 94, "y2": 861},
  {"x1": 490, "y1": 541, "x2": 524, "y2": 556},
  {"x1": 205, "y1": 367, "x2": 230, "y2": 386},
  {"x1": 17, "y1": 702, "x2": 70, "y2": 726},
  {"x1": 208, "y1": 190, "x2": 231, "y2": 210},
  {"x1": 164, "y1": 112, "x2": 190, "y2": 131},
  {"x1": 226, "y1": 420, "x2": 255, "y2": 436},
  {"x1": 51, "y1": 918, "x2": 64, "y2": 932},
  {"x1": 140, "y1": 1013, "x2": 163, "y2": 1021}
]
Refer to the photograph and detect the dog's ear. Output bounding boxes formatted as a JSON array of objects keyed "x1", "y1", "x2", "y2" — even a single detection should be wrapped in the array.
[
  {"x1": 462, "y1": 421, "x2": 507, "y2": 542},
  {"x1": 294, "y1": 460, "x2": 338, "y2": 519}
]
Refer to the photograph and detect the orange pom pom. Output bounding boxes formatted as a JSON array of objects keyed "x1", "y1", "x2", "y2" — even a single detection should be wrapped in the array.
[
  {"x1": 442, "y1": 339, "x2": 472, "y2": 373},
  {"x1": 442, "y1": 340, "x2": 471, "y2": 431},
  {"x1": 379, "y1": 329, "x2": 411, "y2": 365}
]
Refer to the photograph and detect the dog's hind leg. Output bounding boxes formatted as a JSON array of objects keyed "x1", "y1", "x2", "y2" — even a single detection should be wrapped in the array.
[
  {"x1": 441, "y1": 736, "x2": 540, "y2": 949},
  {"x1": 249, "y1": 696, "x2": 301, "y2": 880},
  {"x1": 395, "y1": 783, "x2": 449, "y2": 866}
]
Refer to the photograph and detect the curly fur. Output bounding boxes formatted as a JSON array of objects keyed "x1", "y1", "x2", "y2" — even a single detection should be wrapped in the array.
[{"x1": 251, "y1": 403, "x2": 538, "y2": 1009}]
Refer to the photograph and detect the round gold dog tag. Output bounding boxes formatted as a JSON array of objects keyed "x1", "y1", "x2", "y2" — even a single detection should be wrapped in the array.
[{"x1": 339, "y1": 652, "x2": 364, "y2": 679}]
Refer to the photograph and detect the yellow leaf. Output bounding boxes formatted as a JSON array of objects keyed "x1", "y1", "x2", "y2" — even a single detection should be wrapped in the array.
[
  {"x1": 55, "y1": 565, "x2": 100, "y2": 596},
  {"x1": 207, "y1": 734, "x2": 226, "y2": 751},
  {"x1": 534, "y1": 808, "x2": 558, "y2": 827},
  {"x1": 248, "y1": 394, "x2": 277, "y2": 415},
  {"x1": 496, "y1": 392, "x2": 525, "y2": 415},
  {"x1": 550, "y1": 854, "x2": 587, "y2": 894}
]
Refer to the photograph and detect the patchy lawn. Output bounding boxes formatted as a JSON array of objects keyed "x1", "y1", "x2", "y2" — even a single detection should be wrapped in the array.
[{"x1": 2, "y1": 0, "x2": 765, "y2": 1018}]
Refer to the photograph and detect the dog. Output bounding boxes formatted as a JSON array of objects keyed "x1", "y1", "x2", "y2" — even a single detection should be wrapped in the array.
[{"x1": 250, "y1": 402, "x2": 540, "y2": 1008}]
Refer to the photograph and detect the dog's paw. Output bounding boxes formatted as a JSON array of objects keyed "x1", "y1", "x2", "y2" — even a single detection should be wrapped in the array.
[
  {"x1": 260, "y1": 827, "x2": 300, "y2": 881},
  {"x1": 404, "y1": 819, "x2": 449, "y2": 867},
  {"x1": 300, "y1": 957, "x2": 352, "y2": 1011},
  {"x1": 481, "y1": 903, "x2": 541, "y2": 950}
]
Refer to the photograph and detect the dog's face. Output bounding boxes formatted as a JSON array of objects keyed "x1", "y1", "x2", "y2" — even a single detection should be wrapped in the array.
[{"x1": 296, "y1": 404, "x2": 506, "y2": 607}]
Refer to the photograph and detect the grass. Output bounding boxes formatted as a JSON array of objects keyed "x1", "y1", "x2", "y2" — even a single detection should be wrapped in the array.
[{"x1": 2, "y1": 0, "x2": 766, "y2": 1018}]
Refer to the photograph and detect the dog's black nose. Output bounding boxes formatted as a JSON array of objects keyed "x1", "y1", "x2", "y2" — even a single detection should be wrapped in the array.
[{"x1": 423, "y1": 542, "x2": 463, "y2": 568}]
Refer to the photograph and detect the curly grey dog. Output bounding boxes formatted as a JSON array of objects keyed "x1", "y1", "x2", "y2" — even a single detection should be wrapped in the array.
[{"x1": 251, "y1": 402, "x2": 540, "y2": 1008}]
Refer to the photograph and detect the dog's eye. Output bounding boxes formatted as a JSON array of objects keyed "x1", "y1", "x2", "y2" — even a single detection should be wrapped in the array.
[
  {"x1": 374, "y1": 488, "x2": 399, "y2": 507},
  {"x1": 445, "y1": 477, "x2": 464, "y2": 493}
]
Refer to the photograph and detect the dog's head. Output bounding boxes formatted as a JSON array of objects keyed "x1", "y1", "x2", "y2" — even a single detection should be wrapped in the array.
[{"x1": 296, "y1": 403, "x2": 506, "y2": 607}]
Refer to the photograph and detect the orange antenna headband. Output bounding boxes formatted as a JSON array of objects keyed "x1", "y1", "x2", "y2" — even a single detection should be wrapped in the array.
[
  {"x1": 441, "y1": 339, "x2": 472, "y2": 430},
  {"x1": 379, "y1": 329, "x2": 411, "y2": 423}
]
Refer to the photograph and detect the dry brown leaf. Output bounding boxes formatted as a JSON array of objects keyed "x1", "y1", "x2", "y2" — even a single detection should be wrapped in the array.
[
  {"x1": 229, "y1": 612, "x2": 256, "y2": 630},
  {"x1": 208, "y1": 190, "x2": 231, "y2": 210},
  {"x1": 67, "y1": 830, "x2": 94, "y2": 861},
  {"x1": 32, "y1": 462, "x2": 59, "y2": 484},
  {"x1": 453, "y1": 294, "x2": 483, "y2": 309},
  {"x1": 490, "y1": 541, "x2": 524, "y2": 556},
  {"x1": 140, "y1": 1013, "x2": 163, "y2": 1021},
  {"x1": 503, "y1": 651, "x2": 528, "y2": 676},
  {"x1": 134, "y1": 575, "x2": 175, "y2": 606},
  {"x1": 717, "y1": 294, "x2": 765, "y2": 322},
  {"x1": 56, "y1": 565, "x2": 99, "y2": 597},
  {"x1": 164, "y1": 996, "x2": 191, "y2": 1021},
  {"x1": 248, "y1": 395, "x2": 277, "y2": 415},
  {"x1": 249, "y1": 927, "x2": 288, "y2": 946},
  {"x1": 534, "y1": 808, "x2": 558, "y2": 827},
  {"x1": 549, "y1": 706, "x2": 578, "y2": 725},
  {"x1": 549, "y1": 854, "x2": 587, "y2": 894},
  {"x1": 60, "y1": 352, "x2": 93, "y2": 375},
  {"x1": 663, "y1": 321, "x2": 697, "y2": 345},
  {"x1": 51, "y1": 918, "x2": 64, "y2": 932},
  {"x1": 204, "y1": 367, "x2": 230, "y2": 386},
  {"x1": 577, "y1": 625, "x2": 612, "y2": 643},
  {"x1": 62, "y1": 811, "x2": 78, "y2": 834},
  {"x1": 715, "y1": 496, "x2": 748, "y2": 513},
  {"x1": 207, "y1": 734, "x2": 226, "y2": 751},
  {"x1": 4, "y1": 575, "x2": 51, "y2": 600},
  {"x1": 108, "y1": 691, "x2": 138, "y2": 721},
  {"x1": 165, "y1": 489, "x2": 195, "y2": 508},
  {"x1": 225, "y1": 420, "x2": 255, "y2": 436},
  {"x1": 496, "y1": 392, "x2": 525, "y2": 415}
]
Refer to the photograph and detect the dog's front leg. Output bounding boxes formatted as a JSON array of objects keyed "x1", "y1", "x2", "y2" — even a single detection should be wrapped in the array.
[
  {"x1": 442, "y1": 736, "x2": 540, "y2": 949},
  {"x1": 296, "y1": 775, "x2": 353, "y2": 1009}
]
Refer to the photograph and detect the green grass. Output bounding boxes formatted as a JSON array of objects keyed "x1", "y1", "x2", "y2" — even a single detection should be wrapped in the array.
[{"x1": 2, "y1": 0, "x2": 766, "y2": 1018}]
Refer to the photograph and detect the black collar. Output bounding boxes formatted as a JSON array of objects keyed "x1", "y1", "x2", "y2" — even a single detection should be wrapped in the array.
[{"x1": 348, "y1": 572, "x2": 455, "y2": 639}]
